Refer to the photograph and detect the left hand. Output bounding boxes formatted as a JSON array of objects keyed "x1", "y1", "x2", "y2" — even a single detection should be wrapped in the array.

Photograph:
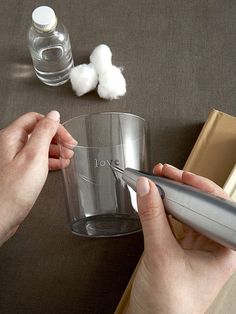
[{"x1": 0, "y1": 111, "x2": 76, "y2": 246}]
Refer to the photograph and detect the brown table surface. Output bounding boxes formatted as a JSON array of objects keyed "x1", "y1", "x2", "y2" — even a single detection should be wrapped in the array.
[{"x1": 0, "y1": 1, "x2": 235, "y2": 313}]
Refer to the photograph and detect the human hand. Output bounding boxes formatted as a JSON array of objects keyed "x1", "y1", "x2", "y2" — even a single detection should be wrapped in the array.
[
  {"x1": 0, "y1": 111, "x2": 76, "y2": 246},
  {"x1": 127, "y1": 164, "x2": 236, "y2": 314}
]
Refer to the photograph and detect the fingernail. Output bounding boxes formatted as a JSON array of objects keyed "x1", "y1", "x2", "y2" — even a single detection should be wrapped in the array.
[
  {"x1": 66, "y1": 132, "x2": 78, "y2": 145},
  {"x1": 137, "y1": 177, "x2": 150, "y2": 197},
  {"x1": 64, "y1": 139, "x2": 78, "y2": 147},
  {"x1": 47, "y1": 110, "x2": 60, "y2": 122}
]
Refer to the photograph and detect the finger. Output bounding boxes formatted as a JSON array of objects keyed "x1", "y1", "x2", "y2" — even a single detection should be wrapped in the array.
[
  {"x1": 182, "y1": 223, "x2": 199, "y2": 235},
  {"x1": 20, "y1": 111, "x2": 60, "y2": 161},
  {"x1": 3, "y1": 112, "x2": 43, "y2": 134},
  {"x1": 166, "y1": 215, "x2": 178, "y2": 237},
  {"x1": 49, "y1": 158, "x2": 70, "y2": 171},
  {"x1": 0, "y1": 112, "x2": 44, "y2": 160},
  {"x1": 180, "y1": 232, "x2": 199, "y2": 249},
  {"x1": 57, "y1": 124, "x2": 78, "y2": 145},
  {"x1": 137, "y1": 177, "x2": 180, "y2": 256},
  {"x1": 155, "y1": 164, "x2": 229, "y2": 199},
  {"x1": 49, "y1": 144, "x2": 60, "y2": 158},
  {"x1": 152, "y1": 163, "x2": 163, "y2": 175},
  {"x1": 182, "y1": 171, "x2": 229, "y2": 199},
  {"x1": 154, "y1": 163, "x2": 183, "y2": 182},
  {"x1": 181, "y1": 233, "x2": 223, "y2": 252},
  {"x1": 49, "y1": 144, "x2": 74, "y2": 159}
]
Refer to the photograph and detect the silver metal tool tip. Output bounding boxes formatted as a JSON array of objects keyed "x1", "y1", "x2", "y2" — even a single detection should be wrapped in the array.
[{"x1": 110, "y1": 165, "x2": 124, "y2": 174}]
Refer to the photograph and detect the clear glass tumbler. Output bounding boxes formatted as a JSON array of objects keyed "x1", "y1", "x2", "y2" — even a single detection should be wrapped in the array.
[{"x1": 58, "y1": 112, "x2": 149, "y2": 237}]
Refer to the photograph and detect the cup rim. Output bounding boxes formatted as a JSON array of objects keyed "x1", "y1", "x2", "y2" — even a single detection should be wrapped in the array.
[
  {"x1": 59, "y1": 111, "x2": 146, "y2": 149},
  {"x1": 62, "y1": 111, "x2": 145, "y2": 126}
]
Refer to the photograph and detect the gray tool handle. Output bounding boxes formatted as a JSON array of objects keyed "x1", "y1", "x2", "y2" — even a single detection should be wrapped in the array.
[{"x1": 123, "y1": 168, "x2": 236, "y2": 250}]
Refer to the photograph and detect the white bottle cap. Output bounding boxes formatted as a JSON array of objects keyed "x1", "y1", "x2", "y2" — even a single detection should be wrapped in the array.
[{"x1": 32, "y1": 6, "x2": 57, "y2": 32}]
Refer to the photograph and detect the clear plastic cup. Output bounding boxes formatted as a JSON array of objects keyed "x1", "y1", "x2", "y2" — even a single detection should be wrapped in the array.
[{"x1": 58, "y1": 112, "x2": 149, "y2": 237}]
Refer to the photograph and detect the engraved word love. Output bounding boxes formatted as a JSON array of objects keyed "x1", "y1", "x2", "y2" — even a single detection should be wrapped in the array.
[{"x1": 94, "y1": 159, "x2": 120, "y2": 168}]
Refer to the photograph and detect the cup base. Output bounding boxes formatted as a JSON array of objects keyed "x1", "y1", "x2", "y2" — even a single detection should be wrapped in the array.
[{"x1": 71, "y1": 214, "x2": 142, "y2": 238}]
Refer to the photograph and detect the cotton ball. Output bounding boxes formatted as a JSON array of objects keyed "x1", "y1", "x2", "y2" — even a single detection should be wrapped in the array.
[
  {"x1": 90, "y1": 44, "x2": 112, "y2": 74},
  {"x1": 70, "y1": 63, "x2": 98, "y2": 96},
  {"x1": 97, "y1": 65, "x2": 126, "y2": 100}
]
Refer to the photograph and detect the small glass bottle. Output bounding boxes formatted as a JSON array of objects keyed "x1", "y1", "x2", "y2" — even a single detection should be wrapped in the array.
[{"x1": 28, "y1": 6, "x2": 74, "y2": 86}]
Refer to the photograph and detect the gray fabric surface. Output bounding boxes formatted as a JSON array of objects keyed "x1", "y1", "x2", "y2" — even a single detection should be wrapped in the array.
[{"x1": 0, "y1": 1, "x2": 235, "y2": 313}]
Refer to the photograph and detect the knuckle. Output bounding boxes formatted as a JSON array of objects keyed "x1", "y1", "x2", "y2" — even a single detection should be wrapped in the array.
[
  {"x1": 24, "y1": 111, "x2": 37, "y2": 117},
  {"x1": 139, "y1": 204, "x2": 163, "y2": 221},
  {"x1": 138, "y1": 192, "x2": 164, "y2": 220},
  {"x1": 22, "y1": 111, "x2": 43, "y2": 121}
]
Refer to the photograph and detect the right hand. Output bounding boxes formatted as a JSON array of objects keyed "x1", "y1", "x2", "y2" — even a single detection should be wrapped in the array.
[{"x1": 127, "y1": 163, "x2": 236, "y2": 314}]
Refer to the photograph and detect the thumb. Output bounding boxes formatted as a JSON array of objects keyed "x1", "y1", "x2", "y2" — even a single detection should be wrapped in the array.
[
  {"x1": 23, "y1": 111, "x2": 60, "y2": 157},
  {"x1": 137, "y1": 177, "x2": 179, "y2": 254}
]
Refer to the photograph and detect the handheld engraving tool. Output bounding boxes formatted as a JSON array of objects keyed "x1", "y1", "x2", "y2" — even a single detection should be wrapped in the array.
[{"x1": 111, "y1": 166, "x2": 236, "y2": 250}]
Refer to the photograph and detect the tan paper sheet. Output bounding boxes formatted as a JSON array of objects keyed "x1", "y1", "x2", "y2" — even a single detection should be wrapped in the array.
[{"x1": 223, "y1": 164, "x2": 236, "y2": 201}]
